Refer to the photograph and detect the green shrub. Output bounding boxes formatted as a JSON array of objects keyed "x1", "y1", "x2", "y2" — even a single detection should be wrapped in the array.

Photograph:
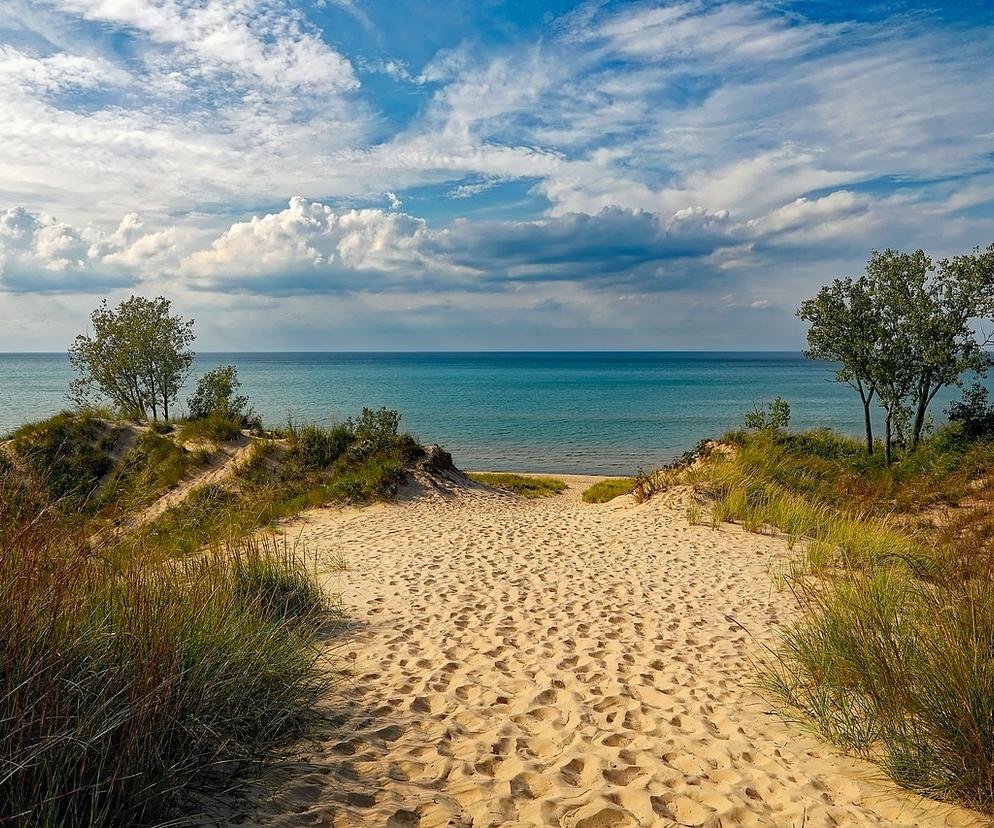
[
  {"x1": 8, "y1": 411, "x2": 117, "y2": 501},
  {"x1": 178, "y1": 411, "x2": 243, "y2": 443},
  {"x1": 346, "y1": 407, "x2": 401, "y2": 459},
  {"x1": 948, "y1": 383, "x2": 994, "y2": 440},
  {"x1": 187, "y1": 364, "x2": 253, "y2": 423},
  {"x1": 744, "y1": 396, "x2": 791, "y2": 432},
  {"x1": 287, "y1": 424, "x2": 354, "y2": 471}
]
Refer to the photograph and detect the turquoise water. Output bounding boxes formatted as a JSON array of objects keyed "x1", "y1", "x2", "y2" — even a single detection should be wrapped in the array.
[{"x1": 0, "y1": 352, "x2": 984, "y2": 474}]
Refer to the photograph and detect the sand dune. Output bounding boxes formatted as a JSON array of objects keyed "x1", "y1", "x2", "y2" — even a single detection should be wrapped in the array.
[{"x1": 219, "y1": 475, "x2": 982, "y2": 828}]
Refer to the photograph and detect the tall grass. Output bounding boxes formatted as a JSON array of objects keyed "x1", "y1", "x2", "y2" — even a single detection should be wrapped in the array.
[{"x1": 0, "y1": 468, "x2": 331, "y2": 828}]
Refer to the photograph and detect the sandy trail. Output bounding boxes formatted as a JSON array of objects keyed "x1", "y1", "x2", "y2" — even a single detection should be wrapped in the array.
[{"x1": 222, "y1": 476, "x2": 982, "y2": 828}]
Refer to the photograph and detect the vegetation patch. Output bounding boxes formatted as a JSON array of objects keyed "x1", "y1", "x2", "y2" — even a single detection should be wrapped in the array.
[
  {"x1": 0, "y1": 467, "x2": 332, "y2": 828},
  {"x1": 5, "y1": 410, "x2": 119, "y2": 502},
  {"x1": 96, "y1": 429, "x2": 211, "y2": 516},
  {"x1": 582, "y1": 477, "x2": 635, "y2": 503},
  {"x1": 468, "y1": 472, "x2": 567, "y2": 497},
  {"x1": 657, "y1": 424, "x2": 994, "y2": 812}
]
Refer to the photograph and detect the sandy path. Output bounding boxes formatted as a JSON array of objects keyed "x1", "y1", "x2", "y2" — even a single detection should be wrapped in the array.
[{"x1": 223, "y1": 476, "x2": 982, "y2": 828}]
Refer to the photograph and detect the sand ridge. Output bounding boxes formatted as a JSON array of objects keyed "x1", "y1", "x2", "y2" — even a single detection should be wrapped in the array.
[{"x1": 219, "y1": 475, "x2": 982, "y2": 828}]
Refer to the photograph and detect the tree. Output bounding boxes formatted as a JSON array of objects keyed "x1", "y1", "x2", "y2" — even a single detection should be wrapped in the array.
[
  {"x1": 867, "y1": 246, "x2": 994, "y2": 450},
  {"x1": 797, "y1": 277, "x2": 880, "y2": 454},
  {"x1": 188, "y1": 365, "x2": 250, "y2": 421},
  {"x1": 799, "y1": 245, "x2": 994, "y2": 464},
  {"x1": 69, "y1": 296, "x2": 195, "y2": 420}
]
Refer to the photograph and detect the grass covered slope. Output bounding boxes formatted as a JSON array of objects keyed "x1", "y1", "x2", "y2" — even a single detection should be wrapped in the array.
[
  {"x1": 468, "y1": 471, "x2": 567, "y2": 497},
  {"x1": 0, "y1": 407, "x2": 428, "y2": 827},
  {"x1": 653, "y1": 425, "x2": 994, "y2": 813}
]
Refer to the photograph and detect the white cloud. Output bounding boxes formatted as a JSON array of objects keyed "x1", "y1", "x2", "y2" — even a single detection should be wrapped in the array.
[
  {"x1": 0, "y1": 207, "x2": 178, "y2": 290},
  {"x1": 47, "y1": 0, "x2": 357, "y2": 91},
  {"x1": 180, "y1": 197, "x2": 451, "y2": 291}
]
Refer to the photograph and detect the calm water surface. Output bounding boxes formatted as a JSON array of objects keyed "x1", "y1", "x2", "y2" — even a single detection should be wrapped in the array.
[{"x1": 0, "y1": 352, "x2": 983, "y2": 474}]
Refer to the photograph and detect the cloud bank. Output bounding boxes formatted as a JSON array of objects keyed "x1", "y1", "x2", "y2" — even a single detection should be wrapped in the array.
[{"x1": 0, "y1": 0, "x2": 992, "y2": 348}]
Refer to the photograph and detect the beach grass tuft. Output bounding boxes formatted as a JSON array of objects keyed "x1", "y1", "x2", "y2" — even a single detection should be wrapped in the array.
[
  {"x1": 468, "y1": 472, "x2": 567, "y2": 497},
  {"x1": 582, "y1": 477, "x2": 635, "y2": 503}
]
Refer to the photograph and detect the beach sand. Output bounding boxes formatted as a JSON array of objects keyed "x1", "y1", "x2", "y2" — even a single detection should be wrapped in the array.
[{"x1": 221, "y1": 474, "x2": 982, "y2": 828}]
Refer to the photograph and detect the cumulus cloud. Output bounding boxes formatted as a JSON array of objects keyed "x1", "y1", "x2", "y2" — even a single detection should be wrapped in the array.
[
  {"x1": 0, "y1": 207, "x2": 177, "y2": 291},
  {"x1": 180, "y1": 197, "x2": 451, "y2": 292},
  {"x1": 176, "y1": 198, "x2": 744, "y2": 294}
]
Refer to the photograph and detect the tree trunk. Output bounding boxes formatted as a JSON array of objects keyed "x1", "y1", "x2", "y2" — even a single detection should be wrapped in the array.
[
  {"x1": 884, "y1": 412, "x2": 893, "y2": 465},
  {"x1": 861, "y1": 395, "x2": 874, "y2": 455},
  {"x1": 910, "y1": 376, "x2": 931, "y2": 450}
]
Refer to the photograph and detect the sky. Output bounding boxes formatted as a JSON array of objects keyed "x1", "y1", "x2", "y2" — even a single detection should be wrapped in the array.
[{"x1": 1, "y1": 0, "x2": 993, "y2": 351}]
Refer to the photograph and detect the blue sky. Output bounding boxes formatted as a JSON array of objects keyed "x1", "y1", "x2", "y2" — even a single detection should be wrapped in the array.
[{"x1": 1, "y1": 0, "x2": 992, "y2": 350}]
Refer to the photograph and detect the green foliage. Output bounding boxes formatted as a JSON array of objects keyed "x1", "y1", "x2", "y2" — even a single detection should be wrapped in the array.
[
  {"x1": 188, "y1": 364, "x2": 253, "y2": 423},
  {"x1": 468, "y1": 472, "x2": 567, "y2": 497},
  {"x1": 69, "y1": 295, "x2": 195, "y2": 421},
  {"x1": 0, "y1": 468, "x2": 330, "y2": 828},
  {"x1": 346, "y1": 406, "x2": 402, "y2": 458},
  {"x1": 286, "y1": 424, "x2": 354, "y2": 471},
  {"x1": 744, "y1": 396, "x2": 791, "y2": 432},
  {"x1": 582, "y1": 477, "x2": 635, "y2": 503},
  {"x1": 948, "y1": 383, "x2": 994, "y2": 439}
]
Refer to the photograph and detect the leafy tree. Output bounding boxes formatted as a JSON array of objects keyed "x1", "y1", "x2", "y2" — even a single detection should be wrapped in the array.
[
  {"x1": 868, "y1": 246, "x2": 994, "y2": 450},
  {"x1": 798, "y1": 277, "x2": 881, "y2": 454},
  {"x1": 188, "y1": 365, "x2": 250, "y2": 421},
  {"x1": 800, "y1": 244, "x2": 994, "y2": 463},
  {"x1": 69, "y1": 296, "x2": 195, "y2": 420}
]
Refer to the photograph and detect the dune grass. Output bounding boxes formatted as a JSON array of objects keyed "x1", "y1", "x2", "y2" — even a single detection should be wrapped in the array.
[
  {"x1": 177, "y1": 411, "x2": 244, "y2": 443},
  {"x1": 4, "y1": 410, "x2": 120, "y2": 501},
  {"x1": 0, "y1": 467, "x2": 332, "y2": 828},
  {"x1": 468, "y1": 471, "x2": 567, "y2": 497},
  {"x1": 582, "y1": 477, "x2": 635, "y2": 503},
  {"x1": 659, "y1": 425, "x2": 994, "y2": 812}
]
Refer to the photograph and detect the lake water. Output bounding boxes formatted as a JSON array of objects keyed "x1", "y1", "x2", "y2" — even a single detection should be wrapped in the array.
[{"x1": 0, "y1": 352, "x2": 983, "y2": 474}]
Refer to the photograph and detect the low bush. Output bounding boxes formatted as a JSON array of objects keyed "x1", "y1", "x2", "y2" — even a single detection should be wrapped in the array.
[
  {"x1": 286, "y1": 424, "x2": 354, "y2": 471},
  {"x1": 6, "y1": 410, "x2": 117, "y2": 502}
]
